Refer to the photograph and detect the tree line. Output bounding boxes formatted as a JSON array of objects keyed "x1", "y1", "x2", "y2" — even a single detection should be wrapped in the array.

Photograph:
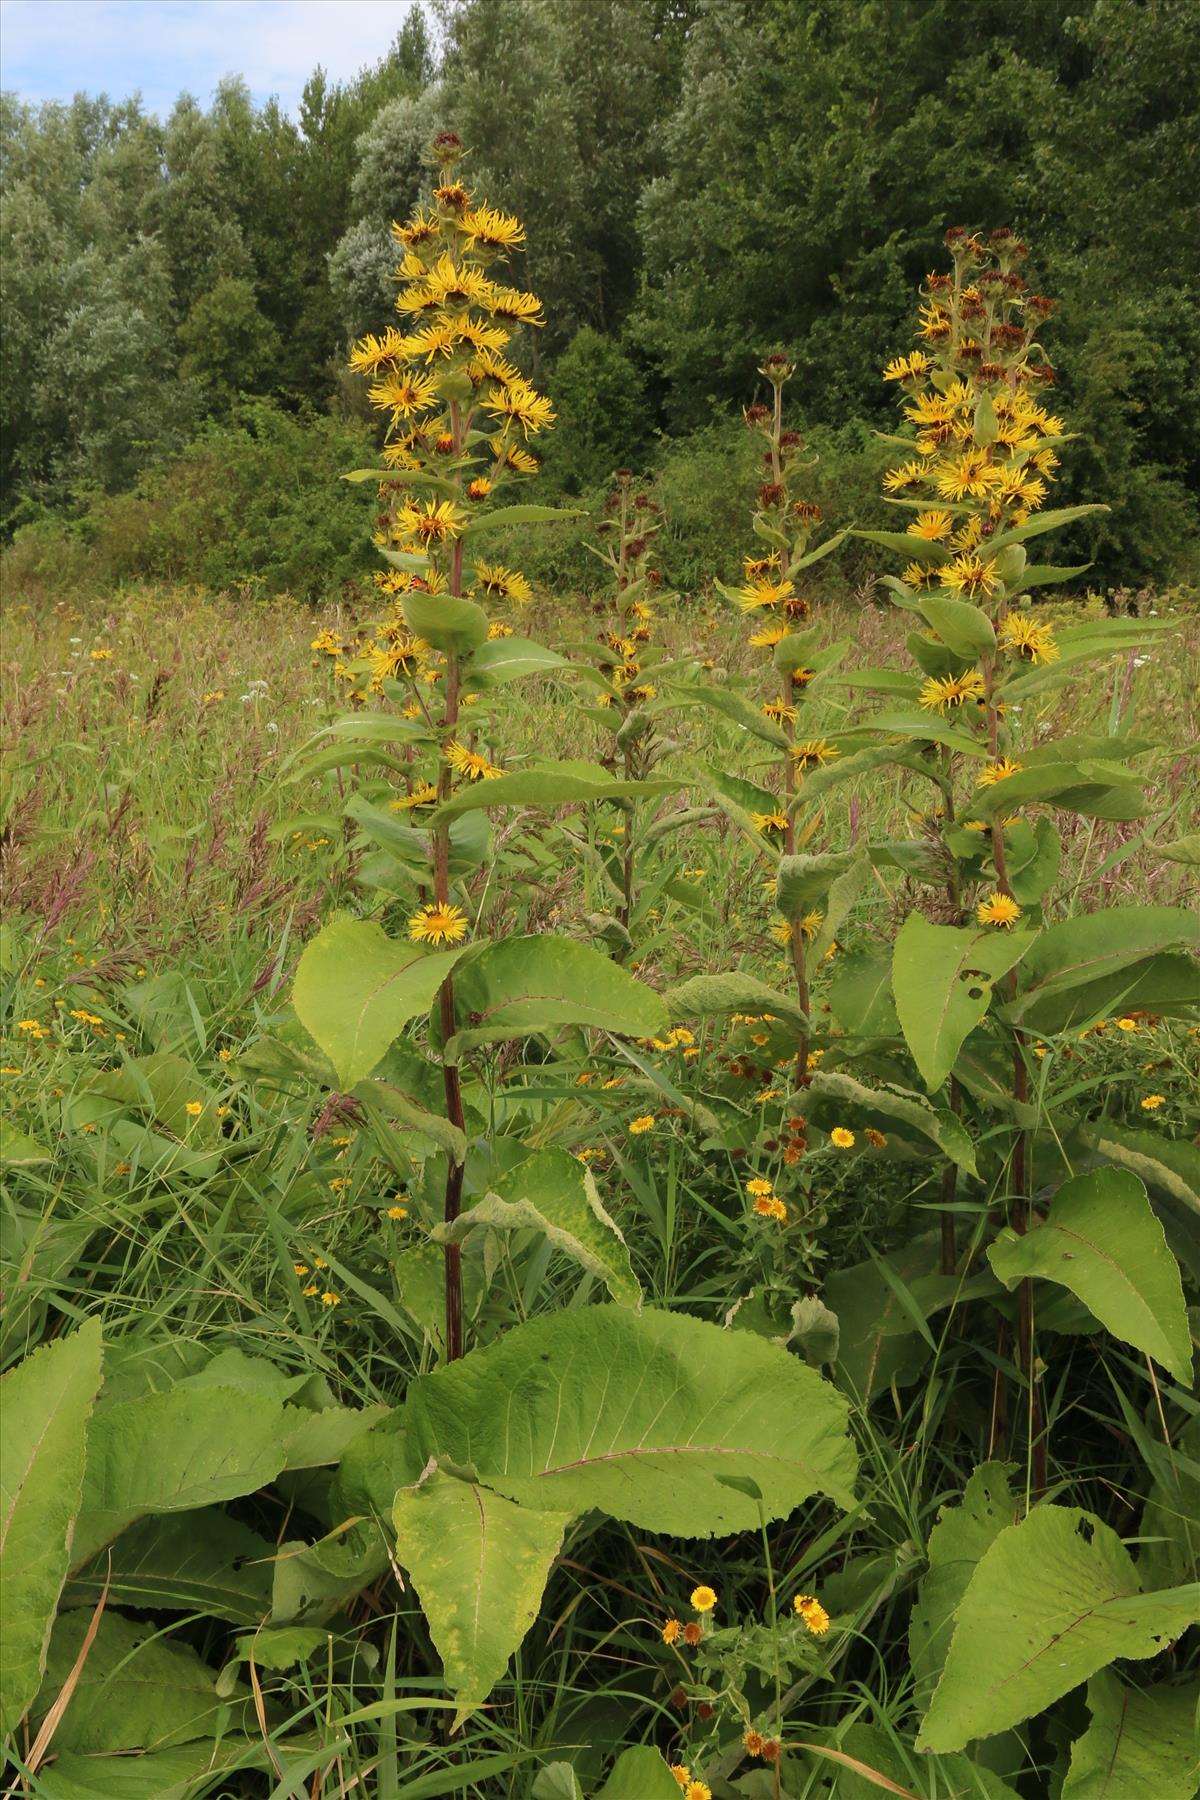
[{"x1": 2, "y1": 0, "x2": 1197, "y2": 586}]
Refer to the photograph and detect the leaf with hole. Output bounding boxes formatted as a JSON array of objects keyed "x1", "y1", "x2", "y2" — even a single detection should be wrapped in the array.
[
  {"x1": 892, "y1": 915, "x2": 1034, "y2": 1091},
  {"x1": 918, "y1": 1505, "x2": 1199, "y2": 1750}
]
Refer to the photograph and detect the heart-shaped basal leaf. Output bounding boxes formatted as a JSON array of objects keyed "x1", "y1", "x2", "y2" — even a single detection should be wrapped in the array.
[
  {"x1": 393, "y1": 1467, "x2": 572, "y2": 1729},
  {"x1": 403, "y1": 1305, "x2": 858, "y2": 1534},
  {"x1": 294, "y1": 917, "x2": 469, "y2": 1088},
  {"x1": 919, "y1": 1505, "x2": 1199, "y2": 1751},
  {"x1": 987, "y1": 1167, "x2": 1191, "y2": 1383},
  {"x1": 445, "y1": 934, "x2": 668, "y2": 1058},
  {"x1": 434, "y1": 1146, "x2": 640, "y2": 1308},
  {"x1": 892, "y1": 914, "x2": 1035, "y2": 1092},
  {"x1": 0, "y1": 1317, "x2": 104, "y2": 1737},
  {"x1": 1061, "y1": 1669, "x2": 1199, "y2": 1800}
]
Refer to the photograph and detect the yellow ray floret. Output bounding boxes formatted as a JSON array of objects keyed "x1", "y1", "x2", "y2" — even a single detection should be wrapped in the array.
[{"x1": 409, "y1": 902, "x2": 469, "y2": 945}]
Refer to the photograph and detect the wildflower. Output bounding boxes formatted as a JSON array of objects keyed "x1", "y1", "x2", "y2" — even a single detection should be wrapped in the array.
[
  {"x1": 918, "y1": 671, "x2": 986, "y2": 712},
  {"x1": 329, "y1": 1177, "x2": 352, "y2": 1193},
  {"x1": 682, "y1": 1621, "x2": 703, "y2": 1646},
  {"x1": 746, "y1": 1177, "x2": 774, "y2": 1196},
  {"x1": 395, "y1": 497, "x2": 467, "y2": 544},
  {"x1": 743, "y1": 1729, "x2": 767, "y2": 1756},
  {"x1": 737, "y1": 574, "x2": 796, "y2": 612},
  {"x1": 320, "y1": 1291, "x2": 341, "y2": 1308},
  {"x1": 751, "y1": 808, "x2": 789, "y2": 834},
  {"x1": 1141, "y1": 1094, "x2": 1166, "y2": 1111},
  {"x1": 472, "y1": 561, "x2": 532, "y2": 605},
  {"x1": 303, "y1": 1282, "x2": 320, "y2": 1297},
  {"x1": 1117, "y1": 1017, "x2": 1138, "y2": 1031},
  {"x1": 218, "y1": 1048, "x2": 233, "y2": 1061},
  {"x1": 794, "y1": 1593, "x2": 830, "y2": 1635},
  {"x1": 939, "y1": 553, "x2": 1001, "y2": 599},
  {"x1": 773, "y1": 910, "x2": 823, "y2": 944},
  {"x1": 791, "y1": 738, "x2": 839, "y2": 768},
  {"x1": 686, "y1": 1783, "x2": 712, "y2": 1800},
  {"x1": 998, "y1": 612, "x2": 1059, "y2": 664},
  {"x1": 409, "y1": 902, "x2": 469, "y2": 946},
  {"x1": 390, "y1": 781, "x2": 440, "y2": 811},
  {"x1": 661, "y1": 1618, "x2": 681, "y2": 1645},
  {"x1": 294, "y1": 1263, "x2": 310, "y2": 1276},
  {"x1": 830, "y1": 1127, "x2": 856, "y2": 1148},
  {"x1": 753, "y1": 1195, "x2": 787, "y2": 1222},
  {"x1": 977, "y1": 891, "x2": 1022, "y2": 928},
  {"x1": 446, "y1": 740, "x2": 503, "y2": 781},
  {"x1": 203, "y1": 690, "x2": 224, "y2": 703},
  {"x1": 89, "y1": 648, "x2": 113, "y2": 661},
  {"x1": 184, "y1": 1101, "x2": 203, "y2": 1118},
  {"x1": 978, "y1": 757, "x2": 1023, "y2": 786},
  {"x1": 387, "y1": 1204, "x2": 409, "y2": 1220},
  {"x1": 690, "y1": 1585, "x2": 717, "y2": 1613},
  {"x1": 670, "y1": 1771, "x2": 690, "y2": 1792},
  {"x1": 16, "y1": 1020, "x2": 43, "y2": 1034},
  {"x1": 0, "y1": 1066, "x2": 21, "y2": 1075},
  {"x1": 908, "y1": 508, "x2": 954, "y2": 541},
  {"x1": 864, "y1": 1128, "x2": 888, "y2": 1148},
  {"x1": 628, "y1": 1114, "x2": 656, "y2": 1134}
]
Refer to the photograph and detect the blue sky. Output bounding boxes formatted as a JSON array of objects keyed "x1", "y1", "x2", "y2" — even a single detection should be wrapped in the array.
[{"x1": 1, "y1": 0, "x2": 431, "y2": 118}]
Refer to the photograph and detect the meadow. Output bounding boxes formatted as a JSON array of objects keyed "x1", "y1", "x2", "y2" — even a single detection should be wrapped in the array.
[{"x1": 2, "y1": 141, "x2": 1199, "y2": 1800}]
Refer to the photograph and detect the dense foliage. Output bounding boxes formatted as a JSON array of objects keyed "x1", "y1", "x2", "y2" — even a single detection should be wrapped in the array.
[{"x1": 3, "y1": 0, "x2": 1198, "y2": 586}]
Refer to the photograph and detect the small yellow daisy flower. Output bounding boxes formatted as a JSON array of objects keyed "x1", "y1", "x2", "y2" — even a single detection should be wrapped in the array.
[
  {"x1": 830, "y1": 1127, "x2": 856, "y2": 1148},
  {"x1": 1140, "y1": 1094, "x2": 1166, "y2": 1111},
  {"x1": 690, "y1": 1584, "x2": 717, "y2": 1613},
  {"x1": 409, "y1": 901, "x2": 469, "y2": 946},
  {"x1": 184, "y1": 1101, "x2": 203, "y2": 1117},
  {"x1": 793, "y1": 1593, "x2": 830, "y2": 1635},
  {"x1": 387, "y1": 1204, "x2": 408, "y2": 1220},
  {"x1": 976, "y1": 891, "x2": 1022, "y2": 928},
  {"x1": 661, "y1": 1618, "x2": 681, "y2": 1645},
  {"x1": 628, "y1": 1114, "x2": 656, "y2": 1134}
]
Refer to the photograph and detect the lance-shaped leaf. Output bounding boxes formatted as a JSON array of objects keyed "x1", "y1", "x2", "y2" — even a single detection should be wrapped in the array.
[
  {"x1": 853, "y1": 528, "x2": 954, "y2": 563},
  {"x1": 0, "y1": 1317, "x2": 104, "y2": 1737},
  {"x1": 777, "y1": 850, "x2": 857, "y2": 914},
  {"x1": 908, "y1": 1463, "x2": 1017, "y2": 1714},
  {"x1": 918, "y1": 1505, "x2": 1198, "y2": 1751},
  {"x1": 664, "y1": 970, "x2": 808, "y2": 1035},
  {"x1": 673, "y1": 681, "x2": 791, "y2": 748},
  {"x1": 467, "y1": 637, "x2": 567, "y2": 684},
  {"x1": 392, "y1": 1467, "x2": 571, "y2": 1728},
  {"x1": 892, "y1": 915, "x2": 1034, "y2": 1092},
  {"x1": 1003, "y1": 905, "x2": 1200, "y2": 1034},
  {"x1": 857, "y1": 709, "x2": 987, "y2": 756},
  {"x1": 404, "y1": 1305, "x2": 858, "y2": 1533},
  {"x1": 444, "y1": 935, "x2": 668, "y2": 1058},
  {"x1": 433, "y1": 1146, "x2": 639, "y2": 1307},
  {"x1": 986, "y1": 503, "x2": 1109, "y2": 552},
  {"x1": 431, "y1": 759, "x2": 671, "y2": 823},
  {"x1": 1062, "y1": 1670, "x2": 1199, "y2": 1800},
  {"x1": 294, "y1": 918, "x2": 469, "y2": 1088},
  {"x1": 988, "y1": 1168, "x2": 1191, "y2": 1383},
  {"x1": 462, "y1": 502, "x2": 586, "y2": 534},
  {"x1": 64, "y1": 1509, "x2": 275, "y2": 1624},
  {"x1": 1092, "y1": 1124, "x2": 1200, "y2": 1220}
]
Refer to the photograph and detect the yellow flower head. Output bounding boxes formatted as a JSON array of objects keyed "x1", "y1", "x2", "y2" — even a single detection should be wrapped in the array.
[
  {"x1": 830, "y1": 1127, "x2": 855, "y2": 1148},
  {"x1": 918, "y1": 670, "x2": 986, "y2": 713},
  {"x1": 751, "y1": 808, "x2": 789, "y2": 834},
  {"x1": 685, "y1": 1784, "x2": 712, "y2": 1800},
  {"x1": 998, "y1": 611, "x2": 1059, "y2": 664},
  {"x1": 977, "y1": 757, "x2": 1023, "y2": 787},
  {"x1": 791, "y1": 738, "x2": 839, "y2": 769},
  {"x1": 387, "y1": 1204, "x2": 408, "y2": 1220},
  {"x1": 628, "y1": 1114, "x2": 656, "y2": 1135},
  {"x1": 939, "y1": 553, "x2": 1001, "y2": 600},
  {"x1": 446, "y1": 740, "x2": 503, "y2": 781},
  {"x1": 395, "y1": 498, "x2": 466, "y2": 544},
  {"x1": 690, "y1": 1584, "x2": 717, "y2": 1613},
  {"x1": 409, "y1": 902, "x2": 470, "y2": 946},
  {"x1": 472, "y1": 561, "x2": 532, "y2": 605},
  {"x1": 793, "y1": 1593, "x2": 830, "y2": 1635},
  {"x1": 977, "y1": 891, "x2": 1022, "y2": 928},
  {"x1": 661, "y1": 1618, "x2": 681, "y2": 1645},
  {"x1": 184, "y1": 1100, "x2": 203, "y2": 1118},
  {"x1": 753, "y1": 1194, "x2": 788, "y2": 1221},
  {"x1": 1140, "y1": 1093, "x2": 1166, "y2": 1110},
  {"x1": 670, "y1": 1771, "x2": 690, "y2": 1793}
]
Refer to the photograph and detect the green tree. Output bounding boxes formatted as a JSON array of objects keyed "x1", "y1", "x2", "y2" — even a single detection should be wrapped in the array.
[{"x1": 177, "y1": 275, "x2": 283, "y2": 412}]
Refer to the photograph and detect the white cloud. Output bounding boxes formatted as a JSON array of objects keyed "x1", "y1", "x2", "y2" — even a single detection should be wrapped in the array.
[{"x1": 0, "y1": 0, "x2": 434, "y2": 116}]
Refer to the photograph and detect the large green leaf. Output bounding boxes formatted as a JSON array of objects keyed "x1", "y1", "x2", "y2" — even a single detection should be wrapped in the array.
[
  {"x1": 294, "y1": 917, "x2": 469, "y2": 1088},
  {"x1": 393, "y1": 1467, "x2": 571, "y2": 1727},
  {"x1": 595, "y1": 1748, "x2": 683, "y2": 1798},
  {"x1": 431, "y1": 759, "x2": 671, "y2": 823},
  {"x1": 917, "y1": 594, "x2": 996, "y2": 655},
  {"x1": 0, "y1": 1317, "x2": 104, "y2": 1736},
  {"x1": 31, "y1": 1738, "x2": 276, "y2": 1800},
  {"x1": 0, "y1": 1119, "x2": 53, "y2": 1163},
  {"x1": 71, "y1": 1385, "x2": 294, "y2": 1568},
  {"x1": 919, "y1": 1505, "x2": 1199, "y2": 1750},
  {"x1": 468, "y1": 637, "x2": 567, "y2": 684},
  {"x1": 462, "y1": 502, "x2": 586, "y2": 534},
  {"x1": 673, "y1": 681, "x2": 791, "y2": 748},
  {"x1": 33, "y1": 1611, "x2": 231, "y2": 1752},
  {"x1": 64, "y1": 1510, "x2": 275, "y2": 1624},
  {"x1": 908, "y1": 1463, "x2": 1016, "y2": 1713},
  {"x1": 664, "y1": 970, "x2": 808, "y2": 1035},
  {"x1": 1061, "y1": 1670, "x2": 1199, "y2": 1800},
  {"x1": 892, "y1": 914, "x2": 1034, "y2": 1091},
  {"x1": 1004, "y1": 906, "x2": 1200, "y2": 1034},
  {"x1": 824, "y1": 1237, "x2": 994, "y2": 1404},
  {"x1": 988, "y1": 1168, "x2": 1191, "y2": 1383},
  {"x1": 402, "y1": 589, "x2": 489, "y2": 651},
  {"x1": 404, "y1": 1306, "x2": 858, "y2": 1532},
  {"x1": 445, "y1": 935, "x2": 668, "y2": 1057},
  {"x1": 434, "y1": 1147, "x2": 639, "y2": 1307}
]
